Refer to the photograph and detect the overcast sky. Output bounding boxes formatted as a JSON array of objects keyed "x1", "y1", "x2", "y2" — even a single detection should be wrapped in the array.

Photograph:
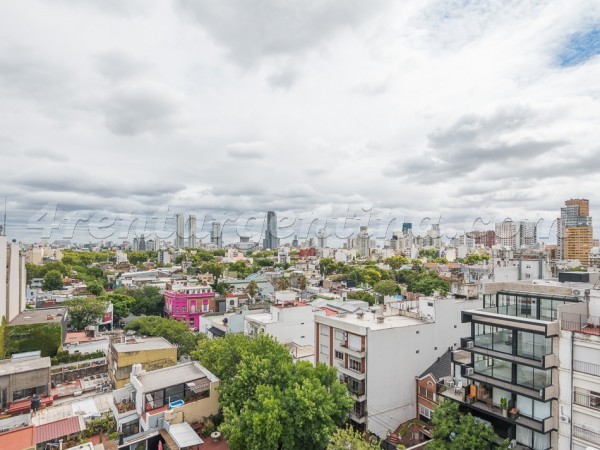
[{"x1": 0, "y1": 0, "x2": 599, "y2": 244}]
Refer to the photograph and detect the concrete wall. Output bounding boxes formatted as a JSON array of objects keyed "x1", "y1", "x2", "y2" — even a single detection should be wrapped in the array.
[
  {"x1": 111, "y1": 347, "x2": 178, "y2": 389},
  {"x1": 7, "y1": 242, "x2": 21, "y2": 322},
  {"x1": 169, "y1": 381, "x2": 220, "y2": 425},
  {"x1": 0, "y1": 236, "x2": 7, "y2": 322},
  {"x1": 0, "y1": 367, "x2": 51, "y2": 403}
]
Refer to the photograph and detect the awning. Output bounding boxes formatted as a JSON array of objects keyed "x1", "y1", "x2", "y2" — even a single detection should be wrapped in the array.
[
  {"x1": 34, "y1": 416, "x2": 85, "y2": 444},
  {"x1": 208, "y1": 326, "x2": 226, "y2": 337},
  {"x1": 186, "y1": 378, "x2": 210, "y2": 393},
  {"x1": 166, "y1": 423, "x2": 204, "y2": 449}
]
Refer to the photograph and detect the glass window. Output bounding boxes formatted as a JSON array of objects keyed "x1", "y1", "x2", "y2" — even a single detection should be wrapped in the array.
[
  {"x1": 349, "y1": 357, "x2": 362, "y2": 372},
  {"x1": 320, "y1": 325, "x2": 330, "y2": 337},
  {"x1": 334, "y1": 330, "x2": 344, "y2": 341},
  {"x1": 335, "y1": 350, "x2": 344, "y2": 360}
]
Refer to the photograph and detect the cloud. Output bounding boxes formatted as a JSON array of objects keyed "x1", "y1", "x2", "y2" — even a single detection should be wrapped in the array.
[
  {"x1": 226, "y1": 141, "x2": 269, "y2": 159},
  {"x1": 175, "y1": 0, "x2": 390, "y2": 66},
  {"x1": 101, "y1": 83, "x2": 184, "y2": 136},
  {"x1": 95, "y1": 50, "x2": 148, "y2": 82}
]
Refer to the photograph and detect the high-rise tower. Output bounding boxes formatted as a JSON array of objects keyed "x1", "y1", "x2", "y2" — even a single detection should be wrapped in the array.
[
  {"x1": 263, "y1": 211, "x2": 279, "y2": 250},
  {"x1": 557, "y1": 199, "x2": 593, "y2": 265}
]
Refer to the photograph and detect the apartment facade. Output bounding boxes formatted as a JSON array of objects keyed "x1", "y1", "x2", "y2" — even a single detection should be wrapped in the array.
[
  {"x1": 557, "y1": 199, "x2": 593, "y2": 265},
  {"x1": 1, "y1": 236, "x2": 27, "y2": 323},
  {"x1": 442, "y1": 281, "x2": 585, "y2": 449},
  {"x1": 314, "y1": 296, "x2": 482, "y2": 438},
  {"x1": 163, "y1": 284, "x2": 216, "y2": 331}
]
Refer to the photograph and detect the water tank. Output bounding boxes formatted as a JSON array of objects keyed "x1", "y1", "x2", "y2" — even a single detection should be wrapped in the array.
[{"x1": 131, "y1": 363, "x2": 143, "y2": 376}]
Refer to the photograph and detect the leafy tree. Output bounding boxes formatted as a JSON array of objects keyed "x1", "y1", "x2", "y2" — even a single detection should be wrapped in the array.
[
  {"x1": 318, "y1": 258, "x2": 337, "y2": 276},
  {"x1": 99, "y1": 293, "x2": 135, "y2": 323},
  {"x1": 130, "y1": 286, "x2": 164, "y2": 316},
  {"x1": 193, "y1": 334, "x2": 353, "y2": 450},
  {"x1": 297, "y1": 274, "x2": 308, "y2": 293},
  {"x1": 228, "y1": 261, "x2": 253, "y2": 279},
  {"x1": 328, "y1": 426, "x2": 381, "y2": 450},
  {"x1": 362, "y1": 267, "x2": 382, "y2": 286},
  {"x1": 127, "y1": 251, "x2": 150, "y2": 265},
  {"x1": 212, "y1": 281, "x2": 233, "y2": 296},
  {"x1": 419, "y1": 248, "x2": 439, "y2": 259},
  {"x1": 246, "y1": 280, "x2": 259, "y2": 299},
  {"x1": 201, "y1": 261, "x2": 224, "y2": 284},
  {"x1": 42, "y1": 270, "x2": 64, "y2": 291},
  {"x1": 373, "y1": 279, "x2": 399, "y2": 298},
  {"x1": 125, "y1": 316, "x2": 204, "y2": 357},
  {"x1": 276, "y1": 276, "x2": 291, "y2": 291},
  {"x1": 64, "y1": 297, "x2": 109, "y2": 330},
  {"x1": 87, "y1": 282, "x2": 104, "y2": 296},
  {"x1": 347, "y1": 290, "x2": 377, "y2": 306},
  {"x1": 409, "y1": 270, "x2": 450, "y2": 296},
  {"x1": 385, "y1": 255, "x2": 409, "y2": 270},
  {"x1": 429, "y1": 400, "x2": 509, "y2": 450}
]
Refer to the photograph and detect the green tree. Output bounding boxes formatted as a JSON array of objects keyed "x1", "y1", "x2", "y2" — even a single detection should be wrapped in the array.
[
  {"x1": 429, "y1": 400, "x2": 509, "y2": 450},
  {"x1": 246, "y1": 280, "x2": 259, "y2": 300},
  {"x1": 362, "y1": 267, "x2": 382, "y2": 286},
  {"x1": 346, "y1": 290, "x2": 377, "y2": 306},
  {"x1": 130, "y1": 286, "x2": 164, "y2": 316},
  {"x1": 64, "y1": 297, "x2": 109, "y2": 330},
  {"x1": 127, "y1": 251, "x2": 149, "y2": 265},
  {"x1": 318, "y1": 258, "x2": 337, "y2": 276},
  {"x1": 125, "y1": 316, "x2": 204, "y2": 357},
  {"x1": 328, "y1": 426, "x2": 381, "y2": 450},
  {"x1": 276, "y1": 276, "x2": 291, "y2": 291},
  {"x1": 297, "y1": 275, "x2": 308, "y2": 293},
  {"x1": 373, "y1": 279, "x2": 399, "y2": 298},
  {"x1": 87, "y1": 282, "x2": 104, "y2": 296},
  {"x1": 99, "y1": 293, "x2": 135, "y2": 323},
  {"x1": 193, "y1": 334, "x2": 353, "y2": 450},
  {"x1": 419, "y1": 249, "x2": 439, "y2": 259},
  {"x1": 42, "y1": 270, "x2": 64, "y2": 291},
  {"x1": 201, "y1": 261, "x2": 224, "y2": 284},
  {"x1": 385, "y1": 255, "x2": 409, "y2": 270}
]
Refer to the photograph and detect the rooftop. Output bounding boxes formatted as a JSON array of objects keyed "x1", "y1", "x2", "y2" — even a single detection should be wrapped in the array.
[
  {"x1": 135, "y1": 362, "x2": 218, "y2": 392},
  {"x1": 112, "y1": 336, "x2": 176, "y2": 353},
  {"x1": 317, "y1": 311, "x2": 425, "y2": 331},
  {"x1": 9, "y1": 307, "x2": 67, "y2": 326},
  {"x1": 0, "y1": 356, "x2": 51, "y2": 376}
]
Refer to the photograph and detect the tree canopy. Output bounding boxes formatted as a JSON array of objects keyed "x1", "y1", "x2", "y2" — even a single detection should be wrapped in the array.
[
  {"x1": 42, "y1": 270, "x2": 64, "y2": 291},
  {"x1": 64, "y1": 297, "x2": 109, "y2": 330},
  {"x1": 193, "y1": 334, "x2": 353, "y2": 450},
  {"x1": 346, "y1": 290, "x2": 377, "y2": 306},
  {"x1": 99, "y1": 293, "x2": 135, "y2": 323},
  {"x1": 373, "y1": 279, "x2": 399, "y2": 298},
  {"x1": 124, "y1": 316, "x2": 203, "y2": 357},
  {"x1": 327, "y1": 426, "x2": 382, "y2": 450},
  {"x1": 429, "y1": 400, "x2": 509, "y2": 450}
]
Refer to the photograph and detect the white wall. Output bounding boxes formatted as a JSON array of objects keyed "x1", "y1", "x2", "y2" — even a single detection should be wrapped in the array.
[
  {"x1": 0, "y1": 236, "x2": 6, "y2": 322},
  {"x1": 7, "y1": 241, "x2": 21, "y2": 322}
]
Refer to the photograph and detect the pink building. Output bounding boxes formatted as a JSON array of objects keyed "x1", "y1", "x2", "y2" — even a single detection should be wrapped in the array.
[{"x1": 164, "y1": 285, "x2": 216, "y2": 331}]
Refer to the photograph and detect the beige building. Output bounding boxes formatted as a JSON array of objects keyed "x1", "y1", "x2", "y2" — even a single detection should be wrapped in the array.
[
  {"x1": 1, "y1": 236, "x2": 27, "y2": 323},
  {"x1": 109, "y1": 337, "x2": 177, "y2": 389}
]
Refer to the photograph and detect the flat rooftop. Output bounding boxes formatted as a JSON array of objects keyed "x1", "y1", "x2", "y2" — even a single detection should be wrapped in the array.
[
  {"x1": 0, "y1": 356, "x2": 51, "y2": 376},
  {"x1": 318, "y1": 311, "x2": 425, "y2": 331},
  {"x1": 112, "y1": 336, "x2": 176, "y2": 353},
  {"x1": 9, "y1": 308, "x2": 67, "y2": 326},
  {"x1": 136, "y1": 362, "x2": 218, "y2": 392}
]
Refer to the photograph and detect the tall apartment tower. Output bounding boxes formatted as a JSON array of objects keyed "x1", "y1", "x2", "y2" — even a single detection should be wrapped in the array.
[
  {"x1": 1, "y1": 236, "x2": 27, "y2": 323},
  {"x1": 263, "y1": 211, "x2": 279, "y2": 250},
  {"x1": 557, "y1": 199, "x2": 593, "y2": 265},
  {"x1": 316, "y1": 228, "x2": 327, "y2": 248},
  {"x1": 495, "y1": 221, "x2": 537, "y2": 249},
  {"x1": 188, "y1": 215, "x2": 197, "y2": 248},
  {"x1": 210, "y1": 221, "x2": 222, "y2": 248},
  {"x1": 174, "y1": 213, "x2": 185, "y2": 248},
  {"x1": 357, "y1": 226, "x2": 370, "y2": 257}
]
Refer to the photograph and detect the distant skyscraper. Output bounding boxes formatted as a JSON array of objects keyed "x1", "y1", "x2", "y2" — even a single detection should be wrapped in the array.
[
  {"x1": 188, "y1": 215, "x2": 197, "y2": 248},
  {"x1": 138, "y1": 234, "x2": 147, "y2": 251},
  {"x1": 175, "y1": 213, "x2": 185, "y2": 248},
  {"x1": 292, "y1": 235, "x2": 299, "y2": 248},
  {"x1": 317, "y1": 228, "x2": 327, "y2": 248},
  {"x1": 357, "y1": 226, "x2": 370, "y2": 257},
  {"x1": 263, "y1": 211, "x2": 279, "y2": 250},
  {"x1": 495, "y1": 221, "x2": 537, "y2": 249},
  {"x1": 557, "y1": 198, "x2": 593, "y2": 265},
  {"x1": 402, "y1": 222, "x2": 412, "y2": 236},
  {"x1": 211, "y1": 221, "x2": 222, "y2": 248}
]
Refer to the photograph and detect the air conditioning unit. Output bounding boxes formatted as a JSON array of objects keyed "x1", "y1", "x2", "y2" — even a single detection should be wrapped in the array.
[
  {"x1": 509, "y1": 439, "x2": 517, "y2": 448},
  {"x1": 560, "y1": 415, "x2": 570, "y2": 423},
  {"x1": 466, "y1": 341, "x2": 474, "y2": 349},
  {"x1": 465, "y1": 367, "x2": 473, "y2": 376},
  {"x1": 573, "y1": 289, "x2": 581, "y2": 296}
]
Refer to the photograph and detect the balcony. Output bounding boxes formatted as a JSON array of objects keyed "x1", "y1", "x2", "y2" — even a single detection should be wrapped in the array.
[
  {"x1": 338, "y1": 365, "x2": 366, "y2": 381},
  {"x1": 562, "y1": 313, "x2": 600, "y2": 336},
  {"x1": 340, "y1": 341, "x2": 366, "y2": 358},
  {"x1": 461, "y1": 341, "x2": 557, "y2": 370},
  {"x1": 573, "y1": 425, "x2": 600, "y2": 446},
  {"x1": 573, "y1": 360, "x2": 600, "y2": 377},
  {"x1": 574, "y1": 391, "x2": 600, "y2": 412},
  {"x1": 439, "y1": 385, "x2": 557, "y2": 433},
  {"x1": 462, "y1": 369, "x2": 557, "y2": 401}
]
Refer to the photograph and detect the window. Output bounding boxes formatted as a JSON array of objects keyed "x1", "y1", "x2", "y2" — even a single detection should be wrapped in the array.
[
  {"x1": 320, "y1": 325, "x2": 330, "y2": 337},
  {"x1": 334, "y1": 330, "x2": 344, "y2": 341},
  {"x1": 419, "y1": 405, "x2": 432, "y2": 419},
  {"x1": 202, "y1": 303, "x2": 209, "y2": 312},
  {"x1": 349, "y1": 357, "x2": 362, "y2": 373},
  {"x1": 320, "y1": 344, "x2": 329, "y2": 355},
  {"x1": 335, "y1": 350, "x2": 344, "y2": 360}
]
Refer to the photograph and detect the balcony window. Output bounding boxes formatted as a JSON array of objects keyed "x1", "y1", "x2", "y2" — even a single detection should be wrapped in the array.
[
  {"x1": 334, "y1": 350, "x2": 344, "y2": 360},
  {"x1": 517, "y1": 332, "x2": 552, "y2": 361},
  {"x1": 474, "y1": 323, "x2": 512, "y2": 354},
  {"x1": 516, "y1": 395, "x2": 551, "y2": 421},
  {"x1": 516, "y1": 365, "x2": 551, "y2": 390},
  {"x1": 349, "y1": 357, "x2": 362, "y2": 373},
  {"x1": 320, "y1": 325, "x2": 330, "y2": 337},
  {"x1": 474, "y1": 355, "x2": 512, "y2": 382}
]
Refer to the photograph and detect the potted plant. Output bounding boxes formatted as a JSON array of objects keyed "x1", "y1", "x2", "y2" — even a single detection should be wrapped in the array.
[
  {"x1": 509, "y1": 407, "x2": 519, "y2": 420},
  {"x1": 500, "y1": 398, "x2": 508, "y2": 417}
]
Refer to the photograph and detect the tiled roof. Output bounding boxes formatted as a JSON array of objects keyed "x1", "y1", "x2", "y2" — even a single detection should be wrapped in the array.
[
  {"x1": 34, "y1": 416, "x2": 84, "y2": 444},
  {"x1": 0, "y1": 426, "x2": 34, "y2": 450},
  {"x1": 419, "y1": 349, "x2": 452, "y2": 380}
]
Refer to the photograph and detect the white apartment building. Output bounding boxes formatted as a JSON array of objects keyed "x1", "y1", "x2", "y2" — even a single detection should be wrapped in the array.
[
  {"x1": 315, "y1": 296, "x2": 482, "y2": 438},
  {"x1": 245, "y1": 290, "x2": 326, "y2": 364},
  {"x1": 1, "y1": 236, "x2": 27, "y2": 323}
]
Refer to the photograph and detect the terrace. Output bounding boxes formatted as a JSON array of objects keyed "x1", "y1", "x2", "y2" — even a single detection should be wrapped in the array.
[{"x1": 562, "y1": 313, "x2": 600, "y2": 336}]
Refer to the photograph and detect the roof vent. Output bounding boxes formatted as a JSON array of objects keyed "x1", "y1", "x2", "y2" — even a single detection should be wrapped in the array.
[
  {"x1": 357, "y1": 311, "x2": 365, "y2": 319},
  {"x1": 376, "y1": 316, "x2": 385, "y2": 324}
]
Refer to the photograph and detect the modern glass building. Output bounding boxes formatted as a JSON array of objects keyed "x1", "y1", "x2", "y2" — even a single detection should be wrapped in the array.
[{"x1": 441, "y1": 288, "x2": 580, "y2": 449}]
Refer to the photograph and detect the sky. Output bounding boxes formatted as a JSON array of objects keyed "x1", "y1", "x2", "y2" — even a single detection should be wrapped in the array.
[{"x1": 0, "y1": 0, "x2": 599, "y2": 245}]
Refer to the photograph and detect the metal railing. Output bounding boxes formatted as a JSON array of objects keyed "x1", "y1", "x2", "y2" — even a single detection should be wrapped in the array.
[
  {"x1": 573, "y1": 360, "x2": 600, "y2": 377},
  {"x1": 574, "y1": 391, "x2": 600, "y2": 410},
  {"x1": 562, "y1": 313, "x2": 600, "y2": 335},
  {"x1": 573, "y1": 425, "x2": 600, "y2": 445}
]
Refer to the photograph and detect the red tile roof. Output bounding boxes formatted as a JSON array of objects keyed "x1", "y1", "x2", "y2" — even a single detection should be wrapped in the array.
[
  {"x1": 0, "y1": 426, "x2": 35, "y2": 450},
  {"x1": 34, "y1": 416, "x2": 84, "y2": 444}
]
